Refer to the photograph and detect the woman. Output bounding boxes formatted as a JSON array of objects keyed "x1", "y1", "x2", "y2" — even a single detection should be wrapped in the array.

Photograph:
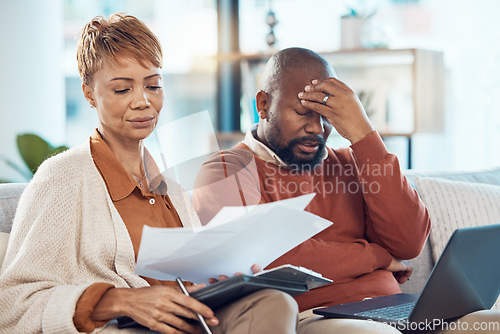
[{"x1": 0, "y1": 14, "x2": 297, "y2": 334}]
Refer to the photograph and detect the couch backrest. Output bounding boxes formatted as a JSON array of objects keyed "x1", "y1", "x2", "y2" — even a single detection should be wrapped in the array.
[
  {"x1": 404, "y1": 167, "x2": 500, "y2": 190},
  {"x1": 0, "y1": 183, "x2": 28, "y2": 233}
]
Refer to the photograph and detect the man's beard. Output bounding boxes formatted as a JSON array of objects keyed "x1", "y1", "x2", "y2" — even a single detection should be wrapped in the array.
[{"x1": 268, "y1": 131, "x2": 326, "y2": 171}]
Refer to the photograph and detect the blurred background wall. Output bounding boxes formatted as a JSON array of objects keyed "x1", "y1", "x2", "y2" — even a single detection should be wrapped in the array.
[{"x1": 1, "y1": 0, "x2": 499, "y2": 182}]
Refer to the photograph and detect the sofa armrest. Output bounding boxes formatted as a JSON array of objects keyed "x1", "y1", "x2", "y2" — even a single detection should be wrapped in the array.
[
  {"x1": 0, "y1": 183, "x2": 28, "y2": 233},
  {"x1": 0, "y1": 232, "x2": 9, "y2": 268}
]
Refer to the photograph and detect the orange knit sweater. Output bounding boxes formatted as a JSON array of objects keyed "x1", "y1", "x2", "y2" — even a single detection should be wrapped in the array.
[{"x1": 193, "y1": 131, "x2": 431, "y2": 312}]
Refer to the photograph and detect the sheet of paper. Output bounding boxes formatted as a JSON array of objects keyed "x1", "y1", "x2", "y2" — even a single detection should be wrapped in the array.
[
  {"x1": 135, "y1": 194, "x2": 332, "y2": 283},
  {"x1": 205, "y1": 193, "x2": 316, "y2": 229}
]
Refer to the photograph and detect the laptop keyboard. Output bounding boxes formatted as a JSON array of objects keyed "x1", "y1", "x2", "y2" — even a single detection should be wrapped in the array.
[{"x1": 354, "y1": 301, "x2": 416, "y2": 321}]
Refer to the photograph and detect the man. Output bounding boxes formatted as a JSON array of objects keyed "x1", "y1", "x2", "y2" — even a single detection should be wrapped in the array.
[{"x1": 193, "y1": 48, "x2": 495, "y2": 333}]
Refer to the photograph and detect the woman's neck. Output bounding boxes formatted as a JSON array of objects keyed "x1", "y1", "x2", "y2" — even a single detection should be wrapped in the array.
[{"x1": 98, "y1": 129, "x2": 145, "y2": 177}]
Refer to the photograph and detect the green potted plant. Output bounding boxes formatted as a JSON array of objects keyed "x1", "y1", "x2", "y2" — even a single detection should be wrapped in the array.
[{"x1": 0, "y1": 134, "x2": 68, "y2": 183}]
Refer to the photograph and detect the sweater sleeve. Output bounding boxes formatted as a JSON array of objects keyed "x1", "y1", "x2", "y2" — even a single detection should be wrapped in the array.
[
  {"x1": 350, "y1": 131, "x2": 431, "y2": 259},
  {"x1": 0, "y1": 170, "x2": 91, "y2": 333},
  {"x1": 266, "y1": 236, "x2": 393, "y2": 283}
]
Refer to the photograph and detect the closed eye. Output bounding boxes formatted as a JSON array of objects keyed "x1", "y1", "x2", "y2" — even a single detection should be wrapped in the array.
[
  {"x1": 147, "y1": 85, "x2": 163, "y2": 91},
  {"x1": 294, "y1": 109, "x2": 310, "y2": 116},
  {"x1": 114, "y1": 89, "x2": 129, "y2": 94}
]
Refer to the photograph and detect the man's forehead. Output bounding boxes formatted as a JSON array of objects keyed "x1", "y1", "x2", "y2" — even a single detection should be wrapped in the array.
[{"x1": 282, "y1": 67, "x2": 330, "y2": 93}]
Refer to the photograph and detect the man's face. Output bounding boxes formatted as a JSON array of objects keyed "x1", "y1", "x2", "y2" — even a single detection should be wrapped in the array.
[{"x1": 263, "y1": 68, "x2": 333, "y2": 170}]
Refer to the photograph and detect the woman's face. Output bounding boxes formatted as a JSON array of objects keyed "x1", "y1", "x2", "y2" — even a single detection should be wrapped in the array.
[{"x1": 84, "y1": 55, "x2": 164, "y2": 146}]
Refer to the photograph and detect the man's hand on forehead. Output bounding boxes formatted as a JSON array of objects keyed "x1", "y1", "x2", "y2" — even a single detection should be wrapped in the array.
[{"x1": 298, "y1": 77, "x2": 375, "y2": 144}]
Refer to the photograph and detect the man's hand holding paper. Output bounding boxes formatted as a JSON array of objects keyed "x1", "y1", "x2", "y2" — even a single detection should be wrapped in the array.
[{"x1": 209, "y1": 264, "x2": 263, "y2": 284}]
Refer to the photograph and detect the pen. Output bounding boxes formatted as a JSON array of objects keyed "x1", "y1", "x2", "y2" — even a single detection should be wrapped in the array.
[{"x1": 176, "y1": 277, "x2": 213, "y2": 334}]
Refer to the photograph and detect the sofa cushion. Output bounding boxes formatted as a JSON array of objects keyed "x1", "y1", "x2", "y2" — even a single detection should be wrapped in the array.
[
  {"x1": 415, "y1": 177, "x2": 500, "y2": 309},
  {"x1": 400, "y1": 168, "x2": 499, "y2": 295},
  {"x1": 415, "y1": 177, "x2": 500, "y2": 262},
  {"x1": 399, "y1": 241, "x2": 434, "y2": 295},
  {"x1": 0, "y1": 183, "x2": 27, "y2": 233}
]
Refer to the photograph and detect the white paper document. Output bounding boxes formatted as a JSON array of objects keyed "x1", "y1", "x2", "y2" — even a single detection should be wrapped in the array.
[{"x1": 135, "y1": 193, "x2": 333, "y2": 284}]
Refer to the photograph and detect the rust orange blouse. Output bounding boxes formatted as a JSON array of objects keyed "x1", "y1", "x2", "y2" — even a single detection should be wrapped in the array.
[{"x1": 73, "y1": 130, "x2": 184, "y2": 332}]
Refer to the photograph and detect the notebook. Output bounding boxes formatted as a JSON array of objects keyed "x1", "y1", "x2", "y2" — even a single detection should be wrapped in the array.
[
  {"x1": 313, "y1": 225, "x2": 500, "y2": 331},
  {"x1": 117, "y1": 264, "x2": 332, "y2": 329}
]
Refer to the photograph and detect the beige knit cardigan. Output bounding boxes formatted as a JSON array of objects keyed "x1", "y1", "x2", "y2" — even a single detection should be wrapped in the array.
[{"x1": 0, "y1": 139, "x2": 201, "y2": 333}]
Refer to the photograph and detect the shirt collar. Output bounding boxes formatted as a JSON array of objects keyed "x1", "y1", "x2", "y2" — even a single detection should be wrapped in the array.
[
  {"x1": 90, "y1": 129, "x2": 166, "y2": 201},
  {"x1": 243, "y1": 124, "x2": 328, "y2": 168}
]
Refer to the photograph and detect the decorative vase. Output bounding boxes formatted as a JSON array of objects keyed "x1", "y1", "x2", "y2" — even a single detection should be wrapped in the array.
[{"x1": 340, "y1": 17, "x2": 366, "y2": 50}]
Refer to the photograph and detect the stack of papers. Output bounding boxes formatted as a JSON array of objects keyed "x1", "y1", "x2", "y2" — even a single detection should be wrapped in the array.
[{"x1": 135, "y1": 193, "x2": 333, "y2": 284}]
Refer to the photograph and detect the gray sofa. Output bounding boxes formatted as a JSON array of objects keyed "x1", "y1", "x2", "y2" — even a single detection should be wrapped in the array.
[{"x1": 1, "y1": 167, "x2": 500, "y2": 296}]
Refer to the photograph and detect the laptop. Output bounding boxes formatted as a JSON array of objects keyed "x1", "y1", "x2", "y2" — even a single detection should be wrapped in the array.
[{"x1": 313, "y1": 225, "x2": 500, "y2": 331}]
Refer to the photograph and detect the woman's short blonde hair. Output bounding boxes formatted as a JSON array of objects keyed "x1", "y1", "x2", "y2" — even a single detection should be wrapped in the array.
[{"x1": 77, "y1": 13, "x2": 162, "y2": 85}]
